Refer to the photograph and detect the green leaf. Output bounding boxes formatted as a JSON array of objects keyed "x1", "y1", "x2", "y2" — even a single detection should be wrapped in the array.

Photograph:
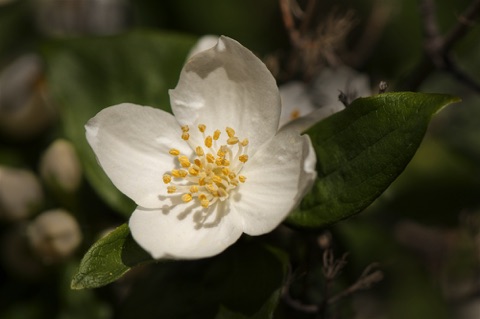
[
  {"x1": 43, "y1": 30, "x2": 197, "y2": 216},
  {"x1": 71, "y1": 224, "x2": 152, "y2": 290},
  {"x1": 288, "y1": 92, "x2": 460, "y2": 228},
  {"x1": 118, "y1": 243, "x2": 287, "y2": 319}
]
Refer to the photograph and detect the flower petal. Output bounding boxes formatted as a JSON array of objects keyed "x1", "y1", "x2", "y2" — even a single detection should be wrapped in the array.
[
  {"x1": 169, "y1": 36, "x2": 281, "y2": 153},
  {"x1": 129, "y1": 202, "x2": 243, "y2": 259},
  {"x1": 186, "y1": 35, "x2": 219, "y2": 60},
  {"x1": 232, "y1": 129, "x2": 316, "y2": 235},
  {"x1": 85, "y1": 103, "x2": 192, "y2": 208}
]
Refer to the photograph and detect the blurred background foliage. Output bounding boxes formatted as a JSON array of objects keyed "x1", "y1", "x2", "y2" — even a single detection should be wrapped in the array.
[{"x1": 1, "y1": 0, "x2": 480, "y2": 318}]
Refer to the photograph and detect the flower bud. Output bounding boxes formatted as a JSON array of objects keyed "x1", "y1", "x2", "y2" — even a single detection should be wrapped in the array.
[
  {"x1": 0, "y1": 54, "x2": 55, "y2": 140},
  {"x1": 39, "y1": 139, "x2": 82, "y2": 193},
  {"x1": 27, "y1": 209, "x2": 82, "y2": 263},
  {"x1": 0, "y1": 167, "x2": 44, "y2": 221}
]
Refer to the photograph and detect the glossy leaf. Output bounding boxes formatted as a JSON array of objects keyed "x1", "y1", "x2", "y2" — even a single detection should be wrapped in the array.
[
  {"x1": 71, "y1": 224, "x2": 152, "y2": 290},
  {"x1": 288, "y1": 92, "x2": 460, "y2": 228},
  {"x1": 43, "y1": 30, "x2": 197, "y2": 216}
]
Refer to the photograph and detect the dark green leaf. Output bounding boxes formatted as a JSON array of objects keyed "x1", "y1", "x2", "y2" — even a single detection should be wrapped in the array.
[
  {"x1": 119, "y1": 243, "x2": 287, "y2": 319},
  {"x1": 288, "y1": 92, "x2": 460, "y2": 228},
  {"x1": 43, "y1": 30, "x2": 197, "y2": 216},
  {"x1": 71, "y1": 223, "x2": 152, "y2": 290}
]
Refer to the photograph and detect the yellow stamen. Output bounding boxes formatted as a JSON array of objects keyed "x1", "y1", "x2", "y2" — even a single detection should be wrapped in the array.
[
  {"x1": 227, "y1": 137, "x2": 239, "y2": 145},
  {"x1": 212, "y1": 175, "x2": 223, "y2": 184},
  {"x1": 162, "y1": 174, "x2": 172, "y2": 184},
  {"x1": 182, "y1": 132, "x2": 190, "y2": 140},
  {"x1": 167, "y1": 186, "x2": 177, "y2": 194},
  {"x1": 226, "y1": 127, "x2": 235, "y2": 138},
  {"x1": 213, "y1": 130, "x2": 221, "y2": 140},
  {"x1": 206, "y1": 153, "x2": 215, "y2": 163},
  {"x1": 205, "y1": 136, "x2": 213, "y2": 148},
  {"x1": 169, "y1": 148, "x2": 180, "y2": 156},
  {"x1": 182, "y1": 194, "x2": 193, "y2": 202},
  {"x1": 238, "y1": 175, "x2": 247, "y2": 183},
  {"x1": 181, "y1": 125, "x2": 189, "y2": 132},
  {"x1": 178, "y1": 155, "x2": 191, "y2": 168},
  {"x1": 188, "y1": 167, "x2": 199, "y2": 176},
  {"x1": 171, "y1": 169, "x2": 187, "y2": 178},
  {"x1": 198, "y1": 124, "x2": 206, "y2": 133},
  {"x1": 241, "y1": 138, "x2": 249, "y2": 147},
  {"x1": 239, "y1": 154, "x2": 248, "y2": 163},
  {"x1": 190, "y1": 185, "x2": 199, "y2": 193},
  {"x1": 195, "y1": 146, "x2": 204, "y2": 156}
]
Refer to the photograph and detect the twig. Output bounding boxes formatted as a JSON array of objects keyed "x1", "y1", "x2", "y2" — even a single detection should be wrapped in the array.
[
  {"x1": 328, "y1": 263, "x2": 384, "y2": 305},
  {"x1": 402, "y1": 0, "x2": 480, "y2": 92}
]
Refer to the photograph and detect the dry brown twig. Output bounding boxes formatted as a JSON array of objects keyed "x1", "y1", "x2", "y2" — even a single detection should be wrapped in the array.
[{"x1": 404, "y1": 0, "x2": 480, "y2": 91}]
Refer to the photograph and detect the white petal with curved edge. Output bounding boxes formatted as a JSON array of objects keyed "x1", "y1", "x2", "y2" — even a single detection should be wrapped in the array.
[
  {"x1": 170, "y1": 36, "x2": 281, "y2": 154},
  {"x1": 129, "y1": 202, "x2": 243, "y2": 259},
  {"x1": 186, "y1": 35, "x2": 219, "y2": 60},
  {"x1": 232, "y1": 129, "x2": 316, "y2": 235},
  {"x1": 85, "y1": 103, "x2": 192, "y2": 208}
]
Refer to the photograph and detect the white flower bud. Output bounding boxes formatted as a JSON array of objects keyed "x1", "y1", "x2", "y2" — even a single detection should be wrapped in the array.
[
  {"x1": 0, "y1": 167, "x2": 44, "y2": 221},
  {"x1": 27, "y1": 209, "x2": 82, "y2": 263},
  {"x1": 0, "y1": 54, "x2": 55, "y2": 139},
  {"x1": 39, "y1": 139, "x2": 82, "y2": 193}
]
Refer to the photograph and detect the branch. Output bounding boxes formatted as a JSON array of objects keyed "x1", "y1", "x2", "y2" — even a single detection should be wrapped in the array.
[{"x1": 402, "y1": 0, "x2": 480, "y2": 92}]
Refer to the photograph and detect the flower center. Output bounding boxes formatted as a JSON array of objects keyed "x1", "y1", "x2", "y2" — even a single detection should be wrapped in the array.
[{"x1": 163, "y1": 124, "x2": 248, "y2": 209}]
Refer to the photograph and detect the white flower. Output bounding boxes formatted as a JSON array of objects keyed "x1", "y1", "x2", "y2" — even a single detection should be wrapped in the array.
[
  {"x1": 279, "y1": 66, "x2": 371, "y2": 132},
  {"x1": 85, "y1": 36, "x2": 316, "y2": 259}
]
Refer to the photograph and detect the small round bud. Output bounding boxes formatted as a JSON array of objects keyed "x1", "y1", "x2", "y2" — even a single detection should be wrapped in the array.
[
  {"x1": 0, "y1": 54, "x2": 55, "y2": 140},
  {"x1": 0, "y1": 167, "x2": 44, "y2": 221},
  {"x1": 27, "y1": 209, "x2": 82, "y2": 263},
  {"x1": 39, "y1": 139, "x2": 82, "y2": 193}
]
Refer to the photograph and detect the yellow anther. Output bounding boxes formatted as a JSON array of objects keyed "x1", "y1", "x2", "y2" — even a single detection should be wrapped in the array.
[
  {"x1": 188, "y1": 167, "x2": 199, "y2": 176},
  {"x1": 201, "y1": 199, "x2": 210, "y2": 208},
  {"x1": 227, "y1": 137, "x2": 239, "y2": 145},
  {"x1": 206, "y1": 153, "x2": 215, "y2": 163},
  {"x1": 171, "y1": 169, "x2": 187, "y2": 178},
  {"x1": 217, "y1": 147, "x2": 226, "y2": 157},
  {"x1": 198, "y1": 124, "x2": 206, "y2": 133},
  {"x1": 226, "y1": 127, "x2": 235, "y2": 138},
  {"x1": 222, "y1": 168, "x2": 230, "y2": 176},
  {"x1": 199, "y1": 194, "x2": 209, "y2": 208},
  {"x1": 181, "y1": 125, "x2": 189, "y2": 132},
  {"x1": 228, "y1": 172, "x2": 236, "y2": 179},
  {"x1": 162, "y1": 174, "x2": 172, "y2": 184},
  {"x1": 195, "y1": 146, "x2": 204, "y2": 156},
  {"x1": 182, "y1": 132, "x2": 190, "y2": 140},
  {"x1": 194, "y1": 159, "x2": 202, "y2": 167},
  {"x1": 169, "y1": 148, "x2": 180, "y2": 156},
  {"x1": 213, "y1": 130, "x2": 221, "y2": 140},
  {"x1": 181, "y1": 193, "x2": 193, "y2": 203},
  {"x1": 178, "y1": 155, "x2": 191, "y2": 168},
  {"x1": 238, "y1": 175, "x2": 247, "y2": 183},
  {"x1": 215, "y1": 157, "x2": 223, "y2": 166},
  {"x1": 241, "y1": 138, "x2": 249, "y2": 147},
  {"x1": 205, "y1": 136, "x2": 213, "y2": 148},
  {"x1": 167, "y1": 186, "x2": 177, "y2": 194},
  {"x1": 212, "y1": 175, "x2": 223, "y2": 184},
  {"x1": 239, "y1": 154, "x2": 249, "y2": 163},
  {"x1": 199, "y1": 177, "x2": 206, "y2": 186},
  {"x1": 190, "y1": 185, "x2": 199, "y2": 193},
  {"x1": 205, "y1": 183, "x2": 217, "y2": 195}
]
